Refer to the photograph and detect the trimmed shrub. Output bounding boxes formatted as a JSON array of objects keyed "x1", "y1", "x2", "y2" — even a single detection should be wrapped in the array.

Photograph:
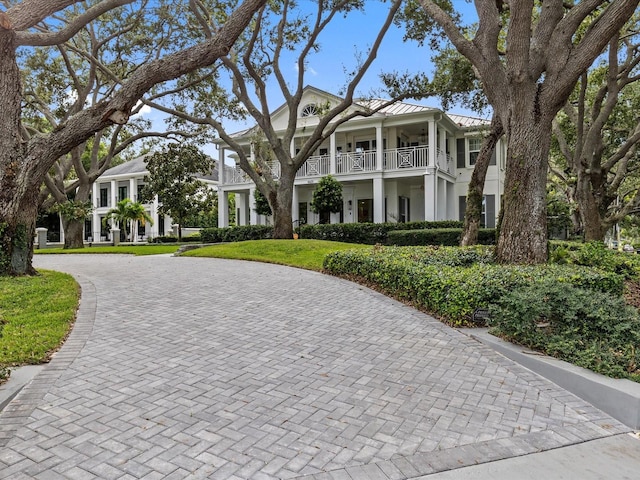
[
  {"x1": 299, "y1": 220, "x2": 463, "y2": 244},
  {"x1": 488, "y1": 281, "x2": 640, "y2": 379},
  {"x1": 149, "y1": 236, "x2": 178, "y2": 243},
  {"x1": 323, "y1": 245, "x2": 625, "y2": 326},
  {"x1": 387, "y1": 228, "x2": 496, "y2": 246},
  {"x1": 550, "y1": 240, "x2": 640, "y2": 279},
  {"x1": 200, "y1": 225, "x2": 274, "y2": 243}
]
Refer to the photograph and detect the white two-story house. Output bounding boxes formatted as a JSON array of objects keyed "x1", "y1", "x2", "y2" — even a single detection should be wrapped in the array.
[
  {"x1": 89, "y1": 155, "x2": 218, "y2": 242},
  {"x1": 213, "y1": 86, "x2": 505, "y2": 229}
]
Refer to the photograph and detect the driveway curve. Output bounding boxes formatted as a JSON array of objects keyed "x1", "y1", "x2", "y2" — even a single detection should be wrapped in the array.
[{"x1": 0, "y1": 254, "x2": 628, "y2": 479}]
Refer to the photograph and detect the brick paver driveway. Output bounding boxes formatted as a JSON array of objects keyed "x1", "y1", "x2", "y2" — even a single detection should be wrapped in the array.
[{"x1": 0, "y1": 254, "x2": 628, "y2": 479}]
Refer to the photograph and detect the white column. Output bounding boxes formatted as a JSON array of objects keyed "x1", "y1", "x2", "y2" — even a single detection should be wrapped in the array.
[
  {"x1": 292, "y1": 186, "x2": 299, "y2": 225},
  {"x1": 129, "y1": 178, "x2": 136, "y2": 202},
  {"x1": 110, "y1": 180, "x2": 117, "y2": 208},
  {"x1": 373, "y1": 177, "x2": 385, "y2": 223},
  {"x1": 329, "y1": 133, "x2": 336, "y2": 175},
  {"x1": 386, "y1": 181, "x2": 398, "y2": 223},
  {"x1": 218, "y1": 189, "x2": 229, "y2": 228},
  {"x1": 59, "y1": 215, "x2": 65, "y2": 244},
  {"x1": 218, "y1": 147, "x2": 225, "y2": 185},
  {"x1": 151, "y1": 196, "x2": 159, "y2": 237},
  {"x1": 92, "y1": 182, "x2": 100, "y2": 241},
  {"x1": 424, "y1": 173, "x2": 437, "y2": 221},
  {"x1": 92, "y1": 182, "x2": 99, "y2": 209},
  {"x1": 237, "y1": 192, "x2": 248, "y2": 226},
  {"x1": 375, "y1": 124, "x2": 383, "y2": 171},
  {"x1": 438, "y1": 180, "x2": 448, "y2": 220},
  {"x1": 439, "y1": 128, "x2": 447, "y2": 170},
  {"x1": 428, "y1": 118, "x2": 437, "y2": 168},
  {"x1": 249, "y1": 187, "x2": 258, "y2": 225}
]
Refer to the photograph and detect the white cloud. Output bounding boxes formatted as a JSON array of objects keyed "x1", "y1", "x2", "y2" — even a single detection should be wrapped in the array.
[
  {"x1": 294, "y1": 63, "x2": 318, "y2": 76},
  {"x1": 132, "y1": 100, "x2": 152, "y2": 117}
]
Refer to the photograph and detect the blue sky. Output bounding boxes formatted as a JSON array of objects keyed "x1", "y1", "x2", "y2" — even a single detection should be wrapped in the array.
[
  {"x1": 145, "y1": 1, "x2": 483, "y2": 151},
  {"x1": 218, "y1": 1, "x2": 482, "y2": 131}
]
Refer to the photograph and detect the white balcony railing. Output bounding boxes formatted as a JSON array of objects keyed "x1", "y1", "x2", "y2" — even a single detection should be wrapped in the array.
[
  {"x1": 222, "y1": 145, "x2": 452, "y2": 185},
  {"x1": 296, "y1": 155, "x2": 331, "y2": 178},
  {"x1": 336, "y1": 150, "x2": 377, "y2": 174},
  {"x1": 384, "y1": 146, "x2": 429, "y2": 170}
]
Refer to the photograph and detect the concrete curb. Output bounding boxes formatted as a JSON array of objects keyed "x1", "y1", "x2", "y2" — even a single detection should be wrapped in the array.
[
  {"x1": 460, "y1": 328, "x2": 640, "y2": 430},
  {"x1": 0, "y1": 365, "x2": 44, "y2": 412}
]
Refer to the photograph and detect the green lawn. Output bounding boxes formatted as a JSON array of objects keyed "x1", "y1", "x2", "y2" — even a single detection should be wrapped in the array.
[
  {"x1": 35, "y1": 244, "x2": 181, "y2": 255},
  {"x1": 0, "y1": 270, "x2": 79, "y2": 369},
  {"x1": 180, "y1": 239, "x2": 371, "y2": 271}
]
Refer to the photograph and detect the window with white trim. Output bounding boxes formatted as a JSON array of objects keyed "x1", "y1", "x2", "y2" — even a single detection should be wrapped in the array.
[
  {"x1": 301, "y1": 104, "x2": 318, "y2": 117},
  {"x1": 469, "y1": 138, "x2": 482, "y2": 166}
]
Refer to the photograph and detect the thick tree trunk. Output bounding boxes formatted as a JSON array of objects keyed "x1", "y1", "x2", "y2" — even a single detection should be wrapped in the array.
[
  {"x1": 460, "y1": 116, "x2": 503, "y2": 246},
  {"x1": 0, "y1": 30, "x2": 37, "y2": 275},
  {"x1": 62, "y1": 218, "x2": 85, "y2": 249},
  {"x1": 271, "y1": 170, "x2": 295, "y2": 239},
  {"x1": 575, "y1": 172, "x2": 606, "y2": 241},
  {"x1": 495, "y1": 108, "x2": 553, "y2": 264}
]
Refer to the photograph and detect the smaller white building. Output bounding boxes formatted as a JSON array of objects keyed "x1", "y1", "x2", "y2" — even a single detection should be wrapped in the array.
[{"x1": 89, "y1": 155, "x2": 218, "y2": 242}]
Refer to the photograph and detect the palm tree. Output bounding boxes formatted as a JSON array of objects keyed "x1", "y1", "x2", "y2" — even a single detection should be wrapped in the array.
[
  {"x1": 126, "y1": 200, "x2": 153, "y2": 243},
  {"x1": 104, "y1": 199, "x2": 153, "y2": 242}
]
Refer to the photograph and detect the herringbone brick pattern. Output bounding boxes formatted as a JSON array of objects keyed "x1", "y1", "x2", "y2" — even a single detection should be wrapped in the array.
[{"x1": 0, "y1": 254, "x2": 627, "y2": 479}]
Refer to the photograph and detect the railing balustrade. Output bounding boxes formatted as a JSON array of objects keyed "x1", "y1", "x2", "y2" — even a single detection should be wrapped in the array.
[
  {"x1": 384, "y1": 146, "x2": 429, "y2": 171},
  {"x1": 336, "y1": 150, "x2": 377, "y2": 174},
  {"x1": 222, "y1": 145, "x2": 453, "y2": 184},
  {"x1": 296, "y1": 155, "x2": 331, "y2": 178}
]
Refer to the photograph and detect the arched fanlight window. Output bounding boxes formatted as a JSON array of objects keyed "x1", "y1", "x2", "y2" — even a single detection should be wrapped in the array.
[{"x1": 301, "y1": 103, "x2": 318, "y2": 117}]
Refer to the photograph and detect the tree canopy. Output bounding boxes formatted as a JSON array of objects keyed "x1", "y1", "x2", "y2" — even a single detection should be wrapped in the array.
[
  {"x1": 140, "y1": 144, "x2": 216, "y2": 241},
  {"x1": 0, "y1": 0, "x2": 267, "y2": 275}
]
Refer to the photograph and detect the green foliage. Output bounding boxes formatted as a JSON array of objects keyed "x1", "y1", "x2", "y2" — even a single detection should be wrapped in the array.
[
  {"x1": 323, "y1": 245, "x2": 626, "y2": 326},
  {"x1": 103, "y1": 198, "x2": 152, "y2": 241},
  {"x1": 0, "y1": 270, "x2": 78, "y2": 366},
  {"x1": 200, "y1": 225, "x2": 274, "y2": 243},
  {"x1": 310, "y1": 175, "x2": 343, "y2": 219},
  {"x1": 387, "y1": 228, "x2": 496, "y2": 246},
  {"x1": 141, "y1": 144, "x2": 216, "y2": 234},
  {"x1": 299, "y1": 220, "x2": 463, "y2": 244},
  {"x1": 53, "y1": 200, "x2": 93, "y2": 221},
  {"x1": 150, "y1": 234, "x2": 201, "y2": 244},
  {"x1": 549, "y1": 241, "x2": 640, "y2": 279},
  {"x1": 253, "y1": 188, "x2": 273, "y2": 216},
  {"x1": 488, "y1": 281, "x2": 640, "y2": 379}
]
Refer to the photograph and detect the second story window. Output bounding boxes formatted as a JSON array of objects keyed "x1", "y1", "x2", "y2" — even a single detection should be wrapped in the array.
[
  {"x1": 118, "y1": 186, "x2": 127, "y2": 202},
  {"x1": 469, "y1": 138, "x2": 482, "y2": 166},
  {"x1": 100, "y1": 188, "x2": 108, "y2": 207}
]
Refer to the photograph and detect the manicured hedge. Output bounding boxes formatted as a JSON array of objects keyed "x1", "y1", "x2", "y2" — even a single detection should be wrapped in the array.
[
  {"x1": 489, "y1": 281, "x2": 640, "y2": 380},
  {"x1": 200, "y1": 225, "x2": 274, "y2": 243},
  {"x1": 149, "y1": 234, "x2": 202, "y2": 243},
  {"x1": 299, "y1": 220, "x2": 463, "y2": 244},
  {"x1": 323, "y1": 245, "x2": 626, "y2": 326},
  {"x1": 387, "y1": 228, "x2": 496, "y2": 246}
]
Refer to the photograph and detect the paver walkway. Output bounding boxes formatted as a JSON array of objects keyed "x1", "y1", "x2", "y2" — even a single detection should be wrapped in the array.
[{"x1": 0, "y1": 254, "x2": 630, "y2": 479}]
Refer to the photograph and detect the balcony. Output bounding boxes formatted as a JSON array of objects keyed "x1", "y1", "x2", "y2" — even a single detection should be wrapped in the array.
[{"x1": 223, "y1": 146, "x2": 453, "y2": 185}]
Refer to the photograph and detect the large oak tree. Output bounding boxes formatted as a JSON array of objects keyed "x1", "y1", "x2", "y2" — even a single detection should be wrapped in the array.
[
  {"x1": 0, "y1": 0, "x2": 266, "y2": 275},
  {"x1": 418, "y1": 0, "x2": 640, "y2": 263},
  {"x1": 551, "y1": 20, "x2": 640, "y2": 241}
]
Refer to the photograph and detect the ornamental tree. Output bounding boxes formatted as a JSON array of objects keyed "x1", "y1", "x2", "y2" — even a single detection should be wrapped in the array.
[
  {"x1": 139, "y1": 144, "x2": 216, "y2": 241},
  {"x1": 310, "y1": 175, "x2": 343, "y2": 224}
]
